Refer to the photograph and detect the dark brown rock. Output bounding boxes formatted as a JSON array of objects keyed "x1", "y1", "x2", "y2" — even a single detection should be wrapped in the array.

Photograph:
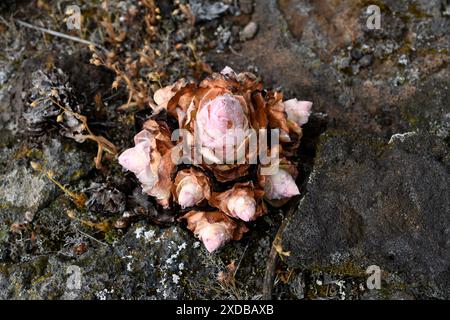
[{"x1": 282, "y1": 131, "x2": 450, "y2": 299}]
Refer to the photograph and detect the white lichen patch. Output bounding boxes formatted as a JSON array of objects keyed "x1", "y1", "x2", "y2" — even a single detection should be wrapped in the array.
[
  {"x1": 179, "y1": 242, "x2": 187, "y2": 250},
  {"x1": 135, "y1": 226, "x2": 157, "y2": 242},
  {"x1": 134, "y1": 227, "x2": 145, "y2": 239},
  {"x1": 333, "y1": 280, "x2": 346, "y2": 300},
  {"x1": 398, "y1": 54, "x2": 408, "y2": 66},
  {"x1": 330, "y1": 251, "x2": 350, "y2": 265},
  {"x1": 0, "y1": 167, "x2": 52, "y2": 210},
  {"x1": 144, "y1": 230, "x2": 155, "y2": 241},
  {"x1": 122, "y1": 255, "x2": 134, "y2": 272},
  {"x1": 155, "y1": 228, "x2": 189, "y2": 299},
  {"x1": 172, "y1": 274, "x2": 180, "y2": 284},
  {"x1": 166, "y1": 242, "x2": 187, "y2": 265},
  {"x1": 95, "y1": 288, "x2": 114, "y2": 300}
]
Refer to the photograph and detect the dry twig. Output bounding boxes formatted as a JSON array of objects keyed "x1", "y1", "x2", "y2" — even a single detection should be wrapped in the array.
[
  {"x1": 15, "y1": 19, "x2": 107, "y2": 52},
  {"x1": 262, "y1": 198, "x2": 299, "y2": 299}
]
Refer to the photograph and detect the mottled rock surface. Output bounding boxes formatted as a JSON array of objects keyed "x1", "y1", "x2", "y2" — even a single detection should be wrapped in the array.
[
  {"x1": 282, "y1": 132, "x2": 449, "y2": 299},
  {"x1": 0, "y1": 0, "x2": 449, "y2": 300},
  {"x1": 209, "y1": 0, "x2": 449, "y2": 299}
]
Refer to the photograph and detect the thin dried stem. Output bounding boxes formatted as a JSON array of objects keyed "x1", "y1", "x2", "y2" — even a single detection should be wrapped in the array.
[
  {"x1": 30, "y1": 161, "x2": 87, "y2": 209},
  {"x1": 50, "y1": 98, "x2": 118, "y2": 169},
  {"x1": 15, "y1": 19, "x2": 107, "y2": 52},
  {"x1": 262, "y1": 198, "x2": 299, "y2": 299}
]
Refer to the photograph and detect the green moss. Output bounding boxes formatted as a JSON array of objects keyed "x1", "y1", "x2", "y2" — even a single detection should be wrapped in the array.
[
  {"x1": 14, "y1": 145, "x2": 44, "y2": 160},
  {"x1": 0, "y1": 224, "x2": 8, "y2": 241},
  {"x1": 311, "y1": 59, "x2": 321, "y2": 69},
  {"x1": 416, "y1": 48, "x2": 449, "y2": 56},
  {"x1": 32, "y1": 273, "x2": 52, "y2": 287},
  {"x1": 70, "y1": 169, "x2": 86, "y2": 182},
  {"x1": 0, "y1": 263, "x2": 9, "y2": 275},
  {"x1": 0, "y1": 203, "x2": 11, "y2": 210},
  {"x1": 315, "y1": 129, "x2": 387, "y2": 163},
  {"x1": 378, "y1": 277, "x2": 408, "y2": 299},
  {"x1": 104, "y1": 229, "x2": 118, "y2": 244},
  {"x1": 63, "y1": 142, "x2": 76, "y2": 153},
  {"x1": 407, "y1": 3, "x2": 433, "y2": 19},
  {"x1": 310, "y1": 261, "x2": 366, "y2": 277},
  {"x1": 404, "y1": 114, "x2": 419, "y2": 126},
  {"x1": 358, "y1": 0, "x2": 391, "y2": 13}
]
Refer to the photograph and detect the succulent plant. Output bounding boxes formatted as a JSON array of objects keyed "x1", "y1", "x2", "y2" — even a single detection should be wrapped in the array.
[{"x1": 119, "y1": 67, "x2": 312, "y2": 252}]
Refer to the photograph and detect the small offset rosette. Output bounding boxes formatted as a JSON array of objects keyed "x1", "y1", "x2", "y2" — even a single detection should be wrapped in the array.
[
  {"x1": 118, "y1": 66, "x2": 313, "y2": 251},
  {"x1": 258, "y1": 158, "x2": 300, "y2": 207},
  {"x1": 179, "y1": 210, "x2": 248, "y2": 252},
  {"x1": 172, "y1": 167, "x2": 211, "y2": 209},
  {"x1": 152, "y1": 67, "x2": 264, "y2": 182},
  {"x1": 265, "y1": 91, "x2": 312, "y2": 155},
  {"x1": 118, "y1": 119, "x2": 175, "y2": 208},
  {"x1": 209, "y1": 182, "x2": 266, "y2": 222}
]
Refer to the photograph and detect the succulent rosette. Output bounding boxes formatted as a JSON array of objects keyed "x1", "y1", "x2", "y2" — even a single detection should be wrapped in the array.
[
  {"x1": 172, "y1": 167, "x2": 211, "y2": 208},
  {"x1": 119, "y1": 66, "x2": 312, "y2": 252},
  {"x1": 179, "y1": 210, "x2": 248, "y2": 253},
  {"x1": 265, "y1": 92, "x2": 312, "y2": 155},
  {"x1": 209, "y1": 182, "x2": 266, "y2": 222},
  {"x1": 153, "y1": 67, "x2": 263, "y2": 182},
  {"x1": 259, "y1": 159, "x2": 300, "y2": 205},
  {"x1": 118, "y1": 119, "x2": 175, "y2": 208}
]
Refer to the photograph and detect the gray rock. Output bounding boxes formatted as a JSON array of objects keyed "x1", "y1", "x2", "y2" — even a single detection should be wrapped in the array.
[
  {"x1": 0, "y1": 203, "x2": 276, "y2": 298},
  {"x1": 0, "y1": 137, "x2": 93, "y2": 263},
  {"x1": 239, "y1": 0, "x2": 254, "y2": 14},
  {"x1": 189, "y1": 0, "x2": 230, "y2": 22},
  {"x1": 240, "y1": 22, "x2": 258, "y2": 41},
  {"x1": 0, "y1": 219, "x2": 272, "y2": 299},
  {"x1": 400, "y1": 74, "x2": 450, "y2": 139},
  {"x1": 0, "y1": 138, "x2": 91, "y2": 213},
  {"x1": 0, "y1": 223, "x2": 196, "y2": 299},
  {"x1": 282, "y1": 131, "x2": 449, "y2": 299},
  {"x1": 359, "y1": 54, "x2": 373, "y2": 68},
  {"x1": 289, "y1": 273, "x2": 305, "y2": 299},
  {"x1": 0, "y1": 166, "x2": 56, "y2": 212},
  {"x1": 1, "y1": 0, "x2": 448, "y2": 301},
  {"x1": 42, "y1": 139, "x2": 93, "y2": 184}
]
